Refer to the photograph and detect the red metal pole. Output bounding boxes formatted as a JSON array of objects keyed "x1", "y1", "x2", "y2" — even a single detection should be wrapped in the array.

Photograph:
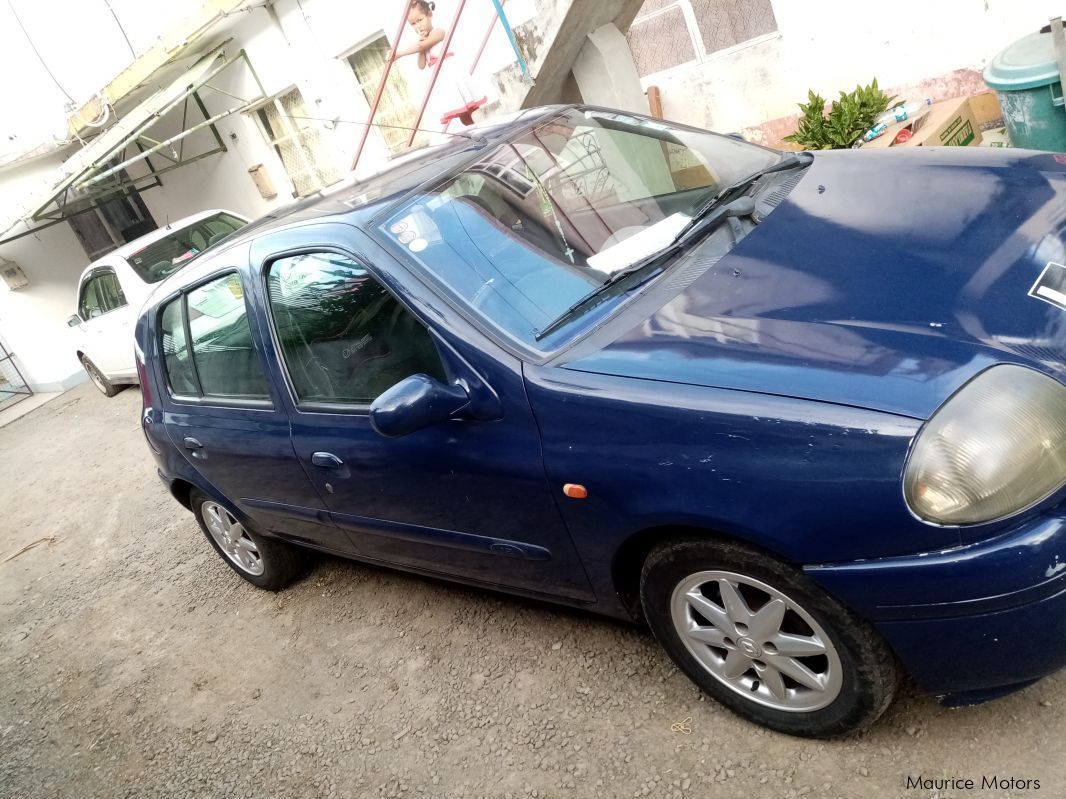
[
  {"x1": 405, "y1": 0, "x2": 469, "y2": 149},
  {"x1": 350, "y1": 8, "x2": 409, "y2": 172},
  {"x1": 440, "y1": 2, "x2": 502, "y2": 138},
  {"x1": 469, "y1": 0, "x2": 503, "y2": 75}
]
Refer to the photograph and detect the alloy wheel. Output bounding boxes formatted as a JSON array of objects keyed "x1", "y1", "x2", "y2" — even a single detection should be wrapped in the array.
[
  {"x1": 670, "y1": 570, "x2": 843, "y2": 712},
  {"x1": 201, "y1": 501, "x2": 264, "y2": 576}
]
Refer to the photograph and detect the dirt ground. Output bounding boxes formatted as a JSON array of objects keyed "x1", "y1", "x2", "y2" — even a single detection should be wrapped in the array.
[{"x1": 1, "y1": 383, "x2": 1063, "y2": 799}]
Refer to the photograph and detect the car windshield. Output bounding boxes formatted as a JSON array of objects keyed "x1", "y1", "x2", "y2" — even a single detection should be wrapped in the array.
[
  {"x1": 127, "y1": 213, "x2": 246, "y2": 284},
  {"x1": 381, "y1": 108, "x2": 779, "y2": 346}
]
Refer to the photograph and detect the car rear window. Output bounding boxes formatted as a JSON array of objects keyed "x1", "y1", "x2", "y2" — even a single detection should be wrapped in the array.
[{"x1": 129, "y1": 213, "x2": 246, "y2": 284}]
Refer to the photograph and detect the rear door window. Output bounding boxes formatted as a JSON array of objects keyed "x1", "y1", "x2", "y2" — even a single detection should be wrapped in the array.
[
  {"x1": 265, "y1": 252, "x2": 446, "y2": 405},
  {"x1": 158, "y1": 273, "x2": 271, "y2": 401}
]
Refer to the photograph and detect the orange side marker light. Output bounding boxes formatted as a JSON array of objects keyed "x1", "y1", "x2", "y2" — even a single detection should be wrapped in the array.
[{"x1": 563, "y1": 483, "x2": 588, "y2": 499}]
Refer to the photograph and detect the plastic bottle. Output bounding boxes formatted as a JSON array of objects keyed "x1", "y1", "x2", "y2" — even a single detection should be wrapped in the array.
[
  {"x1": 860, "y1": 99, "x2": 934, "y2": 144},
  {"x1": 862, "y1": 122, "x2": 890, "y2": 142},
  {"x1": 875, "y1": 99, "x2": 933, "y2": 127}
]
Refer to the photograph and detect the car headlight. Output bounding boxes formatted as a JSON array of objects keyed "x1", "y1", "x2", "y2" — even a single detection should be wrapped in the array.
[{"x1": 904, "y1": 364, "x2": 1066, "y2": 525}]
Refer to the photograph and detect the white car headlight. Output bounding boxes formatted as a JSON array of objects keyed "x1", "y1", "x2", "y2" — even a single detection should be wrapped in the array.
[{"x1": 904, "y1": 364, "x2": 1066, "y2": 525}]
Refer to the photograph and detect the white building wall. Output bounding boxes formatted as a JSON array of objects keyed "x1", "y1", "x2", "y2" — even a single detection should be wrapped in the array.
[
  {"x1": 0, "y1": 158, "x2": 97, "y2": 391},
  {"x1": 640, "y1": 0, "x2": 1066, "y2": 136},
  {"x1": 0, "y1": 0, "x2": 538, "y2": 391},
  {"x1": 78, "y1": 0, "x2": 542, "y2": 224}
]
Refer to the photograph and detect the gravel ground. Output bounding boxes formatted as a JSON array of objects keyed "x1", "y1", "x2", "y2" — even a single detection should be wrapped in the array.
[{"x1": 1, "y1": 383, "x2": 1064, "y2": 799}]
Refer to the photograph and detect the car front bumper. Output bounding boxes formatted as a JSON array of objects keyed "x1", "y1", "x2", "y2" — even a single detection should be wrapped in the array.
[{"x1": 805, "y1": 509, "x2": 1066, "y2": 701}]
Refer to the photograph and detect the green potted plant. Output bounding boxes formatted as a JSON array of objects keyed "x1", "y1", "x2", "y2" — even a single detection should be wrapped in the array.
[{"x1": 785, "y1": 80, "x2": 895, "y2": 149}]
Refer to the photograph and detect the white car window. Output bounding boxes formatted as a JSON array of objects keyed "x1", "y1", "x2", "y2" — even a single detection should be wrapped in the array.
[{"x1": 78, "y1": 272, "x2": 127, "y2": 319}]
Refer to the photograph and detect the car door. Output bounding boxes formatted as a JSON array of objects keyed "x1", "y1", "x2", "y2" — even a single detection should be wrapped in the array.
[
  {"x1": 250, "y1": 229, "x2": 595, "y2": 602},
  {"x1": 77, "y1": 266, "x2": 136, "y2": 377},
  {"x1": 155, "y1": 261, "x2": 350, "y2": 555}
]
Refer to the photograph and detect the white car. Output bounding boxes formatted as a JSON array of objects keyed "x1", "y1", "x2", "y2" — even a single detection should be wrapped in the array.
[{"x1": 68, "y1": 209, "x2": 248, "y2": 396}]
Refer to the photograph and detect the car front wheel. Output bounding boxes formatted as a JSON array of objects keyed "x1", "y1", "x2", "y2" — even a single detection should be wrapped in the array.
[
  {"x1": 640, "y1": 538, "x2": 899, "y2": 738},
  {"x1": 191, "y1": 490, "x2": 309, "y2": 591}
]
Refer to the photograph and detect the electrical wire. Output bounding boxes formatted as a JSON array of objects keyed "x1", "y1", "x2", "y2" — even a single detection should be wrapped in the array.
[
  {"x1": 102, "y1": 0, "x2": 135, "y2": 58},
  {"x1": 6, "y1": 0, "x2": 75, "y2": 104},
  {"x1": 282, "y1": 114, "x2": 486, "y2": 144}
]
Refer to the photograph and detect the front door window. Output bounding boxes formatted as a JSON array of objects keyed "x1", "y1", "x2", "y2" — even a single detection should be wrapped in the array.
[{"x1": 266, "y1": 252, "x2": 446, "y2": 405}]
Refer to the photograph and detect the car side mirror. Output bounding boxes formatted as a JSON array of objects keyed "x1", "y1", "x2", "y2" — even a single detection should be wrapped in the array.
[
  {"x1": 369, "y1": 374, "x2": 470, "y2": 438},
  {"x1": 67, "y1": 314, "x2": 82, "y2": 328}
]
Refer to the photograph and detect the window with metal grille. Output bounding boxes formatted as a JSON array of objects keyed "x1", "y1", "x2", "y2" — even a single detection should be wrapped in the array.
[
  {"x1": 255, "y1": 88, "x2": 341, "y2": 197},
  {"x1": 627, "y1": 0, "x2": 778, "y2": 78},
  {"x1": 347, "y1": 34, "x2": 424, "y2": 155}
]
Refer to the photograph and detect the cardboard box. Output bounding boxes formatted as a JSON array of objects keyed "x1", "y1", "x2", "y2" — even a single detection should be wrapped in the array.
[
  {"x1": 862, "y1": 96, "x2": 983, "y2": 149},
  {"x1": 980, "y1": 126, "x2": 1012, "y2": 148},
  {"x1": 969, "y1": 91, "x2": 1004, "y2": 129}
]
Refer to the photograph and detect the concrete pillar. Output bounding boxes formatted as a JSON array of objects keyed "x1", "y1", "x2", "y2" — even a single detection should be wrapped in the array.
[{"x1": 571, "y1": 23, "x2": 645, "y2": 113}]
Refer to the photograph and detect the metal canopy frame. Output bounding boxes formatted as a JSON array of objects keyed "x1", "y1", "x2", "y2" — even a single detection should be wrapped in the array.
[{"x1": 1, "y1": 48, "x2": 266, "y2": 244}]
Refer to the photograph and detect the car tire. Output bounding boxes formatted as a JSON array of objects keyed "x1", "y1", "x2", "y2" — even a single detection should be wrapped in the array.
[
  {"x1": 190, "y1": 489, "x2": 310, "y2": 591},
  {"x1": 80, "y1": 355, "x2": 120, "y2": 397},
  {"x1": 640, "y1": 538, "x2": 899, "y2": 738}
]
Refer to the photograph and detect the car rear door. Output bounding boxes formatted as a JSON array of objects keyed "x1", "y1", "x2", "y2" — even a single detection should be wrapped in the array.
[
  {"x1": 249, "y1": 226, "x2": 595, "y2": 602},
  {"x1": 153, "y1": 253, "x2": 349, "y2": 554}
]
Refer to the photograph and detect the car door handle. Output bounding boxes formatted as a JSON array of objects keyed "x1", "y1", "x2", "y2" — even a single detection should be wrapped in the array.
[
  {"x1": 183, "y1": 437, "x2": 203, "y2": 450},
  {"x1": 311, "y1": 452, "x2": 344, "y2": 468}
]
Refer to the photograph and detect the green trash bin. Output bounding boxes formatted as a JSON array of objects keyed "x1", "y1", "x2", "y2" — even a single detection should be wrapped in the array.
[{"x1": 984, "y1": 25, "x2": 1066, "y2": 152}]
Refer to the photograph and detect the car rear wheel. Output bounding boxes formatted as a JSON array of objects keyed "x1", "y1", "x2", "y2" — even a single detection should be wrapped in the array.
[
  {"x1": 191, "y1": 490, "x2": 309, "y2": 590},
  {"x1": 80, "y1": 355, "x2": 119, "y2": 397},
  {"x1": 640, "y1": 538, "x2": 899, "y2": 738}
]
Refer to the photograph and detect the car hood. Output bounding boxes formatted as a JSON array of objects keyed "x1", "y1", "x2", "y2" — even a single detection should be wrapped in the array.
[{"x1": 563, "y1": 147, "x2": 1066, "y2": 419}]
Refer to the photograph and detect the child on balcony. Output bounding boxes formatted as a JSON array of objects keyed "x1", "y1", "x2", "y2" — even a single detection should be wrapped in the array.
[{"x1": 394, "y1": 0, "x2": 487, "y2": 127}]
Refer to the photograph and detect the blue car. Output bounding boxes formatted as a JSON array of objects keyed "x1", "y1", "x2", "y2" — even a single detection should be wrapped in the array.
[{"x1": 136, "y1": 105, "x2": 1066, "y2": 737}]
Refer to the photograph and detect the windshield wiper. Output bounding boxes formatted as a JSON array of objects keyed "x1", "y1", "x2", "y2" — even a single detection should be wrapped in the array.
[
  {"x1": 534, "y1": 195, "x2": 757, "y2": 341},
  {"x1": 671, "y1": 151, "x2": 814, "y2": 246}
]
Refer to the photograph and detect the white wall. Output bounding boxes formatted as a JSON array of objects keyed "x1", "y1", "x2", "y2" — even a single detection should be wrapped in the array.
[
  {"x1": 0, "y1": 0, "x2": 534, "y2": 169},
  {"x1": 0, "y1": 0, "x2": 539, "y2": 390},
  {"x1": 642, "y1": 0, "x2": 1066, "y2": 136},
  {"x1": 0, "y1": 158, "x2": 95, "y2": 391}
]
